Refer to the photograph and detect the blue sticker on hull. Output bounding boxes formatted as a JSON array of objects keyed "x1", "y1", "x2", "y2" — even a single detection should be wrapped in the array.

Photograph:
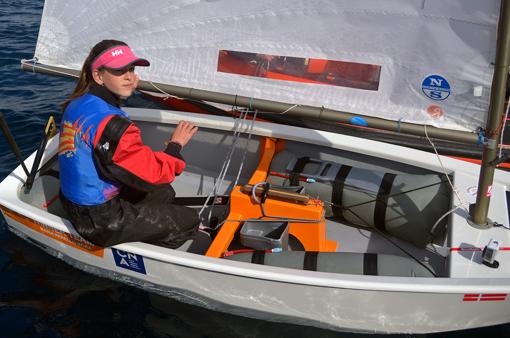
[
  {"x1": 112, "y1": 249, "x2": 147, "y2": 274},
  {"x1": 422, "y1": 74, "x2": 451, "y2": 101}
]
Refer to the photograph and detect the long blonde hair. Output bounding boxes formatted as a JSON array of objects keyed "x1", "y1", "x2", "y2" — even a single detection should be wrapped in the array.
[{"x1": 62, "y1": 39, "x2": 127, "y2": 111}]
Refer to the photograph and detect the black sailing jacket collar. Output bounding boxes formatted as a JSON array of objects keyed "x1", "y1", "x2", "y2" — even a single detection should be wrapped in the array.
[{"x1": 88, "y1": 82, "x2": 121, "y2": 108}]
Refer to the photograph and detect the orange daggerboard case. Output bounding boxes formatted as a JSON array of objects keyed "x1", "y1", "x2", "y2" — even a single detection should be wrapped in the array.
[{"x1": 206, "y1": 137, "x2": 337, "y2": 258}]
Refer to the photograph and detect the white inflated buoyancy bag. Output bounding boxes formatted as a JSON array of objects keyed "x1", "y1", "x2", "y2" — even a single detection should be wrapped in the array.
[{"x1": 268, "y1": 151, "x2": 451, "y2": 247}]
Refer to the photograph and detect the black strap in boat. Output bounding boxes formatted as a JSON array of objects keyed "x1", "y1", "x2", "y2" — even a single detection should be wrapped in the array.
[
  {"x1": 331, "y1": 165, "x2": 352, "y2": 220},
  {"x1": 303, "y1": 251, "x2": 319, "y2": 271},
  {"x1": 251, "y1": 251, "x2": 266, "y2": 265},
  {"x1": 373, "y1": 173, "x2": 396, "y2": 231},
  {"x1": 172, "y1": 196, "x2": 229, "y2": 206},
  {"x1": 39, "y1": 168, "x2": 60, "y2": 179},
  {"x1": 363, "y1": 253, "x2": 378, "y2": 275},
  {"x1": 289, "y1": 157, "x2": 310, "y2": 185}
]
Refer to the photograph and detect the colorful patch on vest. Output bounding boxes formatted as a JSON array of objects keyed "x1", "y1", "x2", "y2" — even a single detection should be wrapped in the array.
[{"x1": 58, "y1": 115, "x2": 93, "y2": 157}]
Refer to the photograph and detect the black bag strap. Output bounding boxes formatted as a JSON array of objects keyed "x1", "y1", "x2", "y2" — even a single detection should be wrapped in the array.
[
  {"x1": 289, "y1": 156, "x2": 310, "y2": 185},
  {"x1": 331, "y1": 165, "x2": 352, "y2": 220},
  {"x1": 251, "y1": 251, "x2": 266, "y2": 265},
  {"x1": 303, "y1": 251, "x2": 319, "y2": 271},
  {"x1": 363, "y1": 253, "x2": 378, "y2": 275},
  {"x1": 374, "y1": 173, "x2": 396, "y2": 231}
]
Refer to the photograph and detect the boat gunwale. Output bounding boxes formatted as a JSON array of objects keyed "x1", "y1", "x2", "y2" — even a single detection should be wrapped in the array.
[{"x1": 126, "y1": 108, "x2": 510, "y2": 181}]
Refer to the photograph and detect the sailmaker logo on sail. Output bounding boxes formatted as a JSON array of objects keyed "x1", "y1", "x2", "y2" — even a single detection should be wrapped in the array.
[{"x1": 422, "y1": 74, "x2": 451, "y2": 101}]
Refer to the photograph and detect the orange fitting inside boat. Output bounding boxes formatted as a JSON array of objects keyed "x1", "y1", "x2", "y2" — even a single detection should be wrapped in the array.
[{"x1": 206, "y1": 137, "x2": 337, "y2": 258}]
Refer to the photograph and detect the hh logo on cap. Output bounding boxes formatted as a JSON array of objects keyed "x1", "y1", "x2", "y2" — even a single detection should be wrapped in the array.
[{"x1": 111, "y1": 49, "x2": 124, "y2": 57}]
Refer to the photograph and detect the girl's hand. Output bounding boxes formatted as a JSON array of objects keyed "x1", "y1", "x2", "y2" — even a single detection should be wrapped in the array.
[{"x1": 169, "y1": 121, "x2": 198, "y2": 148}]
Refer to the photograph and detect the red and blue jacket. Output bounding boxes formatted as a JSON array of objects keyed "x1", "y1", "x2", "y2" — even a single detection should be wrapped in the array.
[{"x1": 58, "y1": 84, "x2": 185, "y2": 206}]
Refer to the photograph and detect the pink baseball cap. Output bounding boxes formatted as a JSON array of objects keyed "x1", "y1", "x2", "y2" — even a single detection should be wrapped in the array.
[{"x1": 91, "y1": 45, "x2": 150, "y2": 71}]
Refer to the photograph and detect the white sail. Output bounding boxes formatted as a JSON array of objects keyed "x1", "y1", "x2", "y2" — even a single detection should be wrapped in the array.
[{"x1": 34, "y1": 0, "x2": 500, "y2": 131}]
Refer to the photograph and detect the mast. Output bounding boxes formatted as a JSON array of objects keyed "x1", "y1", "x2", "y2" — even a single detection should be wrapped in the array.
[{"x1": 470, "y1": 0, "x2": 510, "y2": 226}]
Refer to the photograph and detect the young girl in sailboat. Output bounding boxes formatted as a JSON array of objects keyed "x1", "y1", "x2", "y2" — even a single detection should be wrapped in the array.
[{"x1": 58, "y1": 39, "x2": 200, "y2": 249}]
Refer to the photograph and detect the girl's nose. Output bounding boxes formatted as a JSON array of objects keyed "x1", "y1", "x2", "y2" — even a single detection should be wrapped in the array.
[{"x1": 124, "y1": 70, "x2": 133, "y2": 80}]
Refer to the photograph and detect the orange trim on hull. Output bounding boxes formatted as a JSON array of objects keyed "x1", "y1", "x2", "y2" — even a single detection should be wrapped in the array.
[{"x1": 0, "y1": 205, "x2": 104, "y2": 257}]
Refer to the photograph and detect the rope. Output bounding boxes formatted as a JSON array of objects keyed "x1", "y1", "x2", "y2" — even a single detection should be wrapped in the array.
[
  {"x1": 423, "y1": 124, "x2": 469, "y2": 212},
  {"x1": 396, "y1": 117, "x2": 402, "y2": 133},
  {"x1": 203, "y1": 107, "x2": 260, "y2": 226},
  {"x1": 148, "y1": 81, "x2": 181, "y2": 100},
  {"x1": 232, "y1": 109, "x2": 258, "y2": 188},
  {"x1": 251, "y1": 103, "x2": 299, "y2": 115},
  {"x1": 279, "y1": 104, "x2": 299, "y2": 115},
  {"x1": 499, "y1": 99, "x2": 510, "y2": 159},
  {"x1": 477, "y1": 128, "x2": 486, "y2": 145},
  {"x1": 248, "y1": 97, "x2": 254, "y2": 111},
  {"x1": 429, "y1": 205, "x2": 467, "y2": 235},
  {"x1": 198, "y1": 109, "x2": 248, "y2": 218},
  {"x1": 332, "y1": 202, "x2": 438, "y2": 277},
  {"x1": 321, "y1": 179, "x2": 450, "y2": 211}
]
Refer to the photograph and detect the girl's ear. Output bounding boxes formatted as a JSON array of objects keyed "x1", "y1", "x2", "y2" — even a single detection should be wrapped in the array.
[{"x1": 92, "y1": 69, "x2": 104, "y2": 85}]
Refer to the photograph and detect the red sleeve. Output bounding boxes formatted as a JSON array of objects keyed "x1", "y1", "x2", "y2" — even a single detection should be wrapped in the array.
[{"x1": 110, "y1": 123, "x2": 185, "y2": 185}]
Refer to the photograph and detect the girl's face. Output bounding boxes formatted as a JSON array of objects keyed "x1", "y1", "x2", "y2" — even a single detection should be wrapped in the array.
[{"x1": 92, "y1": 66, "x2": 138, "y2": 98}]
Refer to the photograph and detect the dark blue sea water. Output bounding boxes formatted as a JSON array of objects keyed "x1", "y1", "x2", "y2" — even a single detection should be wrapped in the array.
[{"x1": 1, "y1": 1, "x2": 509, "y2": 337}]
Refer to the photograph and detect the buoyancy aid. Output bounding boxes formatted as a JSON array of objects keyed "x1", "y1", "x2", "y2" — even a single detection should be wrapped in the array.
[{"x1": 59, "y1": 93, "x2": 127, "y2": 205}]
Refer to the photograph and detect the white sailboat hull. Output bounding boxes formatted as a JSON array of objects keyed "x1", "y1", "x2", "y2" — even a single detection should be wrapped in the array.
[
  {"x1": 3, "y1": 214, "x2": 510, "y2": 334},
  {"x1": 1, "y1": 109, "x2": 510, "y2": 334}
]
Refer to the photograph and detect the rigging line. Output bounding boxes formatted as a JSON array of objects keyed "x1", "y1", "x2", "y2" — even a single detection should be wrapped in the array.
[
  {"x1": 429, "y1": 205, "x2": 466, "y2": 235},
  {"x1": 232, "y1": 109, "x2": 258, "y2": 188},
  {"x1": 145, "y1": 77, "x2": 300, "y2": 117},
  {"x1": 206, "y1": 108, "x2": 259, "y2": 224},
  {"x1": 487, "y1": 102, "x2": 508, "y2": 138},
  {"x1": 199, "y1": 110, "x2": 245, "y2": 214},
  {"x1": 321, "y1": 179, "x2": 450, "y2": 211},
  {"x1": 338, "y1": 205, "x2": 438, "y2": 277},
  {"x1": 259, "y1": 203, "x2": 324, "y2": 223},
  {"x1": 423, "y1": 124, "x2": 469, "y2": 212},
  {"x1": 198, "y1": 109, "x2": 250, "y2": 217},
  {"x1": 147, "y1": 81, "x2": 219, "y2": 104},
  {"x1": 279, "y1": 104, "x2": 299, "y2": 115},
  {"x1": 147, "y1": 81, "x2": 227, "y2": 110},
  {"x1": 255, "y1": 103, "x2": 300, "y2": 116},
  {"x1": 499, "y1": 99, "x2": 510, "y2": 159},
  {"x1": 148, "y1": 81, "x2": 180, "y2": 99},
  {"x1": 212, "y1": 213, "x2": 321, "y2": 232},
  {"x1": 198, "y1": 113, "x2": 243, "y2": 216},
  {"x1": 371, "y1": 225, "x2": 438, "y2": 278}
]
